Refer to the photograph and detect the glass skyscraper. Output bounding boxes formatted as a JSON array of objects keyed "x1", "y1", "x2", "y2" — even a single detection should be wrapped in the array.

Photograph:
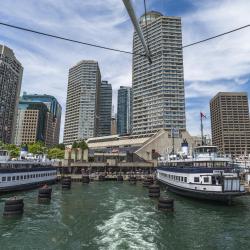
[
  {"x1": 132, "y1": 11, "x2": 186, "y2": 135},
  {"x1": 97, "y1": 81, "x2": 112, "y2": 136},
  {"x1": 117, "y1": 86, "x2": 132, "y2": 135}
]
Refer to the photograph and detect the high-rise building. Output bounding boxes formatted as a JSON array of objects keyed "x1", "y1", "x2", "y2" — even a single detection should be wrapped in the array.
[
  {"x1": 132, "y1": 11, "x2": 186, "y2": 135},
  {"x1": 63, "y1": 60, "x2": 101, "y2": 145},
  {"x1": 20, "y1": 93, "x2": 62, "y2": 145},
  {"x1": 0, "y1": 44, "x2": 23, "y2": 143},
  {"x1": 210, "y1": 92, "x2": 250, "y2": 157},
  {"x1": 97, "y1": 81, "x2": 112, "y2": 136},
  {"x1": 15, "y1": 102, "x2": 50, "y2": 146},
  {"x1": 117, "y1": 86, "x2": 132, "y2": 135}
]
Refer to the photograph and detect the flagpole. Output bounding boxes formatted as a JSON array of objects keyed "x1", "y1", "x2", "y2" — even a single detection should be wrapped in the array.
[{"x1": 200, "y1": 112, "x2": 204, "y2": 145}]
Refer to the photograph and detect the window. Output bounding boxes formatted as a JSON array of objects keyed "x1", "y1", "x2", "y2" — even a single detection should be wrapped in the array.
[
  {"x1": 27, "y1": 175, "x2": 29, "y2": 179},
  {"x1": 16, "y1": 176, "x2": 20, "y2": 180},
  {"x1": 184, "y1": 177, "x2": 187, "y2": 182},
  {"x1": 36, "y1": 174, "x2": 38, "y2": 178},
  {"x1": 194, "y1": 177, "x2": 199, "y2": 182},
  {"x1": 181, "y1": 177, "x2": 183, "y2": 182},
  {"x1": 21, "y1": 175, "x2": 23, "y2": 180},
  {"x1": 204, "y1": 177, "x2": 209, "y2": 183},
  {"x1": 24, "y1": 175, "x2": 27, "y2": 179},
  {"x1": 2, "y1": 177, "x2": 6, "y2": 181},
  {"x1": 7, "y1": 176, "x2": 11, "y2": 181}
]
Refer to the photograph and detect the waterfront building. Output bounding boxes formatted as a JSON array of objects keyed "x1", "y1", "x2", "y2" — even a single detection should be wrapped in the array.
[
  {"x1": 97, "y1": 81, "x2": 112, "y2": 136},
  {"x1": 0, "y1": 44, "x2": 23, "y2": 143},
  {"x1": 63, "y1": 60, "x2": 101, "y2": 144},
  {"x1": 20, "y1": 93, "x2": 62, "y2": 145},
  {"x1": 14, "y1": 101, "x2": 50, "y2": 145},
  {"x1": 117, "y1": 86, "x2": 132, "y2": 135},
  {"x1": 210, "y1": 92, "x2": 250, "y2": 157},
  {"x1": 111, "y1": 117, "x2": 117, "y2": 135},
  {"x1": 132, "y1": 11, "x2": 186, "y2": 135}
]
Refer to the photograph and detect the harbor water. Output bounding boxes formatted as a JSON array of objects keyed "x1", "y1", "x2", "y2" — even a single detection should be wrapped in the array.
[{"x1": 0, "y1": 182, "x2": 250, "y2": 250}]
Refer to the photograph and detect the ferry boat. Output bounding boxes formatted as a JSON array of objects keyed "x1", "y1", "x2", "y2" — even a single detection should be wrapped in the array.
[
  {"x1": 156, "y1": 145, "x2": 246, "y2": 203},
  {"x1": 0, "y1": 150, "x2": 57, "y2": 193}
]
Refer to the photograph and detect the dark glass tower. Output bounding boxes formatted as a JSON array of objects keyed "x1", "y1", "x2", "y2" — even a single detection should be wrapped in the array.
[
  {"x1": 117, "y1": 86, "x2": 132, "y2": 135},
  {"x1": 97, "y1": 81, "x2": 112, "y2": 136}
]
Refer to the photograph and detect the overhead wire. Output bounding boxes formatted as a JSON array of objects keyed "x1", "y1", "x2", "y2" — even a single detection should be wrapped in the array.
[{"x1": 0, "y1": 21, "x2": 249, "y2": 57}]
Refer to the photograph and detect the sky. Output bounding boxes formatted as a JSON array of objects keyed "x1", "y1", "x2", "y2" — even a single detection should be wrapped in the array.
[{"x1": 0, "y1": 0, "x2": 250, "y2": 142}]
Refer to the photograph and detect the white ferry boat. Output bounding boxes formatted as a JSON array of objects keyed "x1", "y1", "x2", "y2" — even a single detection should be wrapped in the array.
[
  {"x1": 0, "y1": 150, "x2": 57, "y2": 193},
  {"x1": 157, "y1": 145, "x2": 246, "y2": 203}
]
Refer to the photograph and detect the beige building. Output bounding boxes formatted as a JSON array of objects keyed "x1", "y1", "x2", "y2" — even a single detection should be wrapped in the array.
[
  {"x1": 210, "y1": 92, "x2": 250, "y2": 157},
  {"x1": 15, "y1": 102, "x2": 53, "y2": 147},
  {"x1": 86, "y1": 129, "x2": 201, "y2": 165}
]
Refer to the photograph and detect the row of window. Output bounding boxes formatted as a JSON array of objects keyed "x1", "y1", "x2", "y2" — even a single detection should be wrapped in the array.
[
  {"x1": 1, "y1": 172, "x2": 56, "y2": 182},
  {"x1": 161, "y1": 172, "x2": 187, "y2": 182}
]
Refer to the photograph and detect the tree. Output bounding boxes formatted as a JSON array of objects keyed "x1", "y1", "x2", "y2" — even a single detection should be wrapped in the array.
[
  {"x1": 78, "y1": 140, "x2": 88, "y2": 150},
  {"x1": 56, "y1": 143, "x2": 65, "y2": 150},
  {"x1": 4, "y1": 144, "x2": 20, "y2": 158},
  {"x1": 48, "y1": 147, "x2": 64, "y2": 159},
  {"x1": 28, "y1": 141, "x2": 46, "y2": 155},
  {"x1": 72, "y1": 141, "x2": 78, "y2": 149}
]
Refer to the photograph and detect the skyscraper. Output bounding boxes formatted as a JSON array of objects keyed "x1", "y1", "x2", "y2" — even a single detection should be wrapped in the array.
[
  {"x1": 97, "y1": 81, "x2": 112, "y2": 136},
  {"x1": 63, "y1": 60, "x2": 101, "y2": 144},
  {"x1": 210, "y1": 92, "x2": 250, "y2": 157},
  {"x1": 132, "y1": 11, "x2": 186, "y2": 135},
  {"x1": 117, "y1": 86, "x2": 132, "y2": 135},
  {"x1": 20, "y1": 93, "x2": 62, "y2": 145},
  {"x1": 15, "y1": 102, "x2": 50, "y2": 146},
  {"x1": 0, "y1": 44, "x2": 23, "y2": 143}
]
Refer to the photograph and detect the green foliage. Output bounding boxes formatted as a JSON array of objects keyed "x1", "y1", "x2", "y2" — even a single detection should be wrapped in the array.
[
  {"x1": 78, "y1": 140, "x2": 88, "y2": 150},
  {"x1": 48, "y1": 147, "x2": 64, "y2": 159},
  {"x1": 72, "y1": 141, "x2": 78, "y2": 149},
  {"x1": 71, "y1": 140, "x2": 88, "y2": 150},
  {"x1": 4, "y1": 144, "x2": 20, "y2": 158},
  {"x1": 28, "y1": 141, "x2": 46, "y2": 155}
]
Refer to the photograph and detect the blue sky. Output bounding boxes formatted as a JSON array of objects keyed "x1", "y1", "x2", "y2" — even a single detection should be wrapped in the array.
[{"x1": 0, "y1": 0, "x2": 250, "y2": 141}]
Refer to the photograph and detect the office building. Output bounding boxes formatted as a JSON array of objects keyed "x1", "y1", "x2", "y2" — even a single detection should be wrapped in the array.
[
  {"x1": 0, "y1": 44, "x2": 23, "y2": 143},
  {"x1": 21, "y1": 93, "x2": 62, "y2": 145},
  {"x1": 117, "y1": 86, "x2": 132, "y2": 135},
  {"x1": 63, "y1": 60, "x2": 101, "y2": 144},
  {"x1": 210, "y1": 92, "x2": 250, "y2": 157},
  {"x1": 132, "y1": 11, "x2": 186, "y2": 135},
  {"x1": 97, "y1": 81, "x2": 112, "y2": 136},
  {"x1": 15, "y1": 102, "x2": 50, "y2": 145}
]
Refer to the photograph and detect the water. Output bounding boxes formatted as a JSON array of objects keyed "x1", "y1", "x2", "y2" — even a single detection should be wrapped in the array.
[{"x1": 0, "y1": 182, "x2": 250, "y2": 250}]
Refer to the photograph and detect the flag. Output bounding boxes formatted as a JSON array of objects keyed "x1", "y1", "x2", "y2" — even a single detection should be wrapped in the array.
[{"x1": 200, "y1": 112, "x2": 206, "y2": 119}]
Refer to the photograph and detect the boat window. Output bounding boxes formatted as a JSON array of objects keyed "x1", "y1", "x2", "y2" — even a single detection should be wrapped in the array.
[
  {"x1": 33, "y1": 174, "x2": 35, "y2": 178},
  {"x1": 16, "y1": 176, "x2": 19, "y2": 180},
  {"x1": 184, "y1": 177, "x2": 187, "y2": 182},
  {"x1": 27, "y1": 175, "x2": 29, "y2": 179},
  {"x1": 204, "y1": 177, "x2": 209, "y2": 183},
  {"x1": 181, "y1": 177, "x2": 183, "y2": 182},
  {"x1": 24, "y1": 175, "x2": 26, "y2": 179},
  {"x1": 7, "y1": 176, "x2": 11, "y2": 181},
  {"x1": 21, "y1": 175, "x2": 23, "y2": 180},
  {"x1": 2, "y1": 177, "x2": 6, "y2": 181},
  {"x1": 12, "y1": 176, "x2": 15, "y2": 181},
  {"x1": 36, "y1": 174, "x2": 38, "y2": 178},
  {"x1": 194, "y1": 177, "x2": 199, "y2": 182}
]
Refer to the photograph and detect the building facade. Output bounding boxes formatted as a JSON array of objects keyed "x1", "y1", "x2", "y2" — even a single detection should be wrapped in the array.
[
  {"x1": 63, "y1": 60, "x2": 101, "y2": 145},
  {"x1": 21, "y1": 93, "x2": 62, "y2": 145},
  {"x1": 117, "y1": 86, "x2": 132, "y2": 135},
  {"x1": 0, "y1": 44, "x2": 23, "y2": 143},
  {"x1": 97, "y1": 81, "x2": 112, "y2": 136},
  {"x1": 132, "y1": 11, "x2": 186, "y2": 135},
  {"x1": 15, "y1": 102, "x2": 49, "y2": 145},
  {"x1": 210, "y1": 92, "x2": 250, "y2": 157}
]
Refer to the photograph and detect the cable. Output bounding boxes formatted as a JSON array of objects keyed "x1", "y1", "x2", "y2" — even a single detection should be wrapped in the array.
[
  {"x1": 182, "y1": 24, "x2": 250, "y2": 48},
  {"x1": 0, "y1": 22, "x2": 146, "y2": 57},
  {"x1": 0, "y1": 21, "x2": 249, "y2": 56},
  {"x1": 143, "y1": 0, "x2": 150, "y2": 50}
]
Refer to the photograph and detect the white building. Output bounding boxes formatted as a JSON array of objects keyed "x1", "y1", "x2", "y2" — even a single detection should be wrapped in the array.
[
  {"x1": 63, "y1": 60, "x2": 101, "y2": 144},
  {"x1": 132, "y1": 11, "x2": 186, "y2": 135}
]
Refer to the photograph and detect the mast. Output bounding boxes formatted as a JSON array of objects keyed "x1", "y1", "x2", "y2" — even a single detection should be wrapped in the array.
[{"x1": 200, "y1": 112, "x2": 204, "y2": 145}]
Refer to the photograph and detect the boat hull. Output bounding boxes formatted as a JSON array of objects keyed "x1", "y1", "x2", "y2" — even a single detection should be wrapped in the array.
[{"x1": 157, "y1": 178, "x2": 245, "y2": 203}]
